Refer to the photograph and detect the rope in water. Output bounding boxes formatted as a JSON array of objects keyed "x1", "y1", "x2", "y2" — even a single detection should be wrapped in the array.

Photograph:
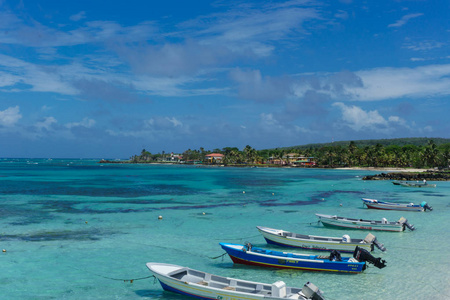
[
  {"x1": 74, "y1": 267, "x2": 154, "y2": 283},
  {"x1": 210, "y1": 252, "x2": 227, "y2": 260}
]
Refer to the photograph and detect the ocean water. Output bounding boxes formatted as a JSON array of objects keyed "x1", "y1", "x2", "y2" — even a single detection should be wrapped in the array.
[{"x1": 1, "y1": 159, "x2": 449, "y2": 300}]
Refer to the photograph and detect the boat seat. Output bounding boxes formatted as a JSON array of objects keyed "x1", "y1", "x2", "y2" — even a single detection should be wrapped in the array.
[
  {"x1": 197, "y1": 281, "x2": 208, "y2": 286},
  {"x1": 317, "y1": 255, "x2": 329, "y2": 259},
  {"x1": 223, "y1": 286, "x2": 236, "y2": 291}
]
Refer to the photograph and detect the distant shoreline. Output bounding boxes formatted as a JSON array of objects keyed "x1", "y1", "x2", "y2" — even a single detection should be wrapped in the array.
[{"x1": 334, "y1": 167, "x2": 430, "y2": 173}]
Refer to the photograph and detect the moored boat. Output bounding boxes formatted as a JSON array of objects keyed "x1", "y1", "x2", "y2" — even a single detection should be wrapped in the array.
[
  {"x1": 315, "y1": 213, "x2": 415, "y2": 232},
  {"x1": 219, "y1": 243, "x2": 386, "y2": 273},
  {"x1": 146, "y1": 262, "x2": 325, "y2": 300},
  {"x1": 362, "y1": 198, "x2": 433, "y2": 212},
  {"x1": 257, "y1": 226, "x2": 386, "y2": 253},
  {"x1": 394, "y1": 181, "x2": 436, "y2": 188}
]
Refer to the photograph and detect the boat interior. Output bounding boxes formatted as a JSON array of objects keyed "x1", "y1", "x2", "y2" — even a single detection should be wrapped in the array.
[{"x1": 167, "y1": 267, "x2": 304, "y2": 297}]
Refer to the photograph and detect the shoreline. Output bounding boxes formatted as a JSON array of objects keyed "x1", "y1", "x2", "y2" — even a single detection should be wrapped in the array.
[{"x1": 334, "y1": 167, "x2": 430, "y2": 173}]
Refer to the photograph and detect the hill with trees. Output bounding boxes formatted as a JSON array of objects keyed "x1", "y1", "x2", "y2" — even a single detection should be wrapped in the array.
[{"x1": 118, "y1": 137, "x2": 450, "y2": 170}]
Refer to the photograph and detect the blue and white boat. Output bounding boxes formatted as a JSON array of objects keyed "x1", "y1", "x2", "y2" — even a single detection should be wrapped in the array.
[
  {"x1": 146, "y1": 262, "x2": 325, "y2": 300},
  {"x1": 362, "y1": 198, "x2": 433, "y2": 212},
  {"x1": 219, "y1": 243, "x2": 386, "y2": 273}
]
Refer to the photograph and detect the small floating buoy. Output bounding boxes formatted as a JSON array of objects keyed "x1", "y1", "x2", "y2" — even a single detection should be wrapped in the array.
[
  {"x1": 272, "y1": 193, "x2": 274, "y2": 195},
  {"x1": 158, "y1": 215, "x2": 163, "y2": 220},
  {"x1": 243, "y1": 191, "x2": 245, "y2": 194},
  {"x1": 85, "y1": 221, "x2": 88, "y2": 224},
  {"x1": 2, "y1": 249, "x2": 6, "y2": 253},
  {"x1": 202, "y1": 212, "x2": 206, "y2": 215},
  {"x1": 340, "y1": 203, "x2": 343, "y2": 207},
  {"x1": 322, "y1": 198, "x2": 325, "y2": 201}
]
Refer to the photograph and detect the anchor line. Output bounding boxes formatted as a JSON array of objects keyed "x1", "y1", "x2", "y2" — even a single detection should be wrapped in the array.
[{"x1": 74, "y1": 267, "x2": 154, "y2": 283}]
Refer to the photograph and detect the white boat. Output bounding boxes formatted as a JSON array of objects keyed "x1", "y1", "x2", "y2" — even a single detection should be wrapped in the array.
[
  {"x1": 147, "y1": 262, "x2": 325, "y2": 300},
  {"x1": 315, "y1": 213, "x2": 415, "y2": 232},
  {"x1": 395, "y1": 181, "x2": 436, "y2": 188},
  {"x1": 257, "y1": 226, "x2": 386, "y2": 253},
  {"x1": 362, "y1": 198, "x2": 433, "y2": 212}
]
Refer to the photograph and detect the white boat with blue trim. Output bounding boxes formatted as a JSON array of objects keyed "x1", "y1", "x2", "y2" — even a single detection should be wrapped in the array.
[
  {"x1": 362, "y1": 198, "x2": 433, "y2": 212},
  {"x1": 146, "y1": 262, "x2": 325, "y2": 300},
  {"x1": 257, "y1": 226, "x2": 385, "y2": 253},
  {"x1": 315, "y1": 213, "x2": 415, "y2": 232}
]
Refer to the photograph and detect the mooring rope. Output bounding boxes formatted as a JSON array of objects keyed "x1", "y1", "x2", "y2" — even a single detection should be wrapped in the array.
[
  {"x1": 74, "y1": 267, "x2": 154, "y2": 283},
  {"x1": 209, "y1": 252, "x2": 227, "y2": 260},
  {"x1": 214, "y1": 234, "x2": 260, "y2": 241}
]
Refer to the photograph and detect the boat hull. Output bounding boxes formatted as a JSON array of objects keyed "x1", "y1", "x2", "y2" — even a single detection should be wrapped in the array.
[
  {"x1": 362, "y1": 198, "x2": 424, "y2": 212},
  {"x1": 257, "y1": 226, "x2": 373, "y2": 253},
  {"x1": 316, "y1": 214, "x2": 405, "y2": 232},
  {"x1": 147, "y1": 262, "x2": 324, "y2": 300},
  {"x1": 319, "y1": 219, "x2": 404, "y2": 232},
  {"x1": 220, "y1": 243, "x2": 365, "y2": 273}
]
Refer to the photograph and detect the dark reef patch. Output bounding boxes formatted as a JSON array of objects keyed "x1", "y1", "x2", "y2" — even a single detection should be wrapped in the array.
[
  {"x1": 0, "y1": 228, "x2": 118, "y2": 242},
  {"x1": 0, "y1": 180, "x2": 199, "y2": 197}
]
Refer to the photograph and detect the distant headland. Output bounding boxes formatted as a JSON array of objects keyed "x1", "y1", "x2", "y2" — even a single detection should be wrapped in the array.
[{"x1": 99, "y1": 137, "x2": 450, "y2": 180}]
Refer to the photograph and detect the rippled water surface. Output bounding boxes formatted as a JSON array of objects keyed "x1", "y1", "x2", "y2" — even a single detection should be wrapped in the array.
[{"x1": 1, "y1": 159, "x2": 449, "y2": 299}]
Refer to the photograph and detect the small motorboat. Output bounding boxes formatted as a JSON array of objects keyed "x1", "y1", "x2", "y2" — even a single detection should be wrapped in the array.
[
  {"x1": 257, "y1": 226, "x2": 386, "y2": 253},
  {"x1": 315, "y1": 213, "x2": 415, "y2": 232},
  {"x1": 362, "y1": 198, "x2": 433, "y2": 212},
  {"x1": 220, "y1": 243, "x2": 386, "y2": 273},
  {"x1": 394, "y1": 181, "x2": 436, "y2": 188},
  {"x1": 146, "y1": 262, "x2": 325, "y2": 300}
]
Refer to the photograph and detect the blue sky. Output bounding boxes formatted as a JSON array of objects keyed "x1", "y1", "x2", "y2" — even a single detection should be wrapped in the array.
[{"x1": 1, "y1": 0, "x2": 449, "y2": 158}]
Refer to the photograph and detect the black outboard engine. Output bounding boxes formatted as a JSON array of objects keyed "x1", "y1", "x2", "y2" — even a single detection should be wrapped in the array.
[
  {"x1": 421, "y1": 201, "x2": 433, "y2": 211},
  {"x1": 399, "y1": 217, "x2": 415, "y2": 231},
  {"x1": 329, "y1": 250, "x2": 342, "y2": 261},
  {"x1": 353, "y1": 246, "x2": 387, "y2": 269},
  {"x1": 373, "y1": 238, "x2": 387, "y2": 252}
]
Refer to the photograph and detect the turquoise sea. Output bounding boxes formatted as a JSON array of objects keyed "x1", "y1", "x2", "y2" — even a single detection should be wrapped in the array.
[{"x1": 1, "y1": 159, "x2": 449, "y2": 300}]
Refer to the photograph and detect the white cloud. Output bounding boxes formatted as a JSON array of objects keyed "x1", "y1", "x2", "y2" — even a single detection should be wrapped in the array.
[
  {"x1": 65, "y1": 117, "x2": 96, "y2": 129},
  {"x1": 333, "y1": 102, "x2": 387, "y2": 131},
  {"x1": 0, "y1": 106, "x2": 22, "y2": 126},
  {"x1": 404, "y1": 40, "x2": 444, "y2": 51},
  {"x1": 70, "y1": 11, "x2": 86, "y2": 22},
  {"x1": 332, "y1": 102, "x2": 411, "y2": 135},
  {"x1": 166, "y1": 117, "x2": 182, "y2": 127},
  {"x1": 350, "y1": 64, "x2": 450, "y2": 101},
  {"x1": 388, "y1": 13, "x2": 423, "y2": 28},
  {"x1": 35, "y1": 117, "x2": 57, "y2": 131}
]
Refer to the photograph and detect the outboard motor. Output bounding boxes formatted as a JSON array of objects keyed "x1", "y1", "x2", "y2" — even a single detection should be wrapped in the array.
[
  {"x1": 301, "y1": 282, "x2": 325, "y2": 300},
  {"x1": 373, "y1": 238, "x2": 387, "y2": 252},
  {"x1": 363, "y1": 233, "x2": 386, "y2": 252},
  {"x1": 421, "y1": 201, "x2": 433, "y2": 211},
  {"x1": 399, "y1": 217, "x2": 415, "y2": 231},
  {"x1": 329, "y1": 250, "x2": 342, "y2": 261},
  {"x1": 353, "y1": 246, "x2": 387, "y2": 269}
]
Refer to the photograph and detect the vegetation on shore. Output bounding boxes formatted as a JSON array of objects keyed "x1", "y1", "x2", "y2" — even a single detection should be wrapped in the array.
[{"x1": 104, "y1": 137, "x2": 450, "y2": 171}]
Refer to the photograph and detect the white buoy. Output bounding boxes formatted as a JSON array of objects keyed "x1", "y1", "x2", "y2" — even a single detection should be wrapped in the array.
[
  {"x1": 243, "y1": 191, "x2": 245, "y2": 194},
  {"x1": 2, "y1": 249, "x2": 6, "y2": 253},
  {"x1": 272, "y1": 193, "x2": 275, "y2": 195},
  {"x1": 340, "y1": 203, "x2": 343, "y2": 207},
  {"x1": 158, "y1": 215, "x2": 163, "y2": 220}
]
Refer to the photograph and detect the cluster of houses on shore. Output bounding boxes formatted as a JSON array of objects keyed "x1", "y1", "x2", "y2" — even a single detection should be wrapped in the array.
[{"x1": 157, "y1": 152, "x2": 316, "y2": 166}]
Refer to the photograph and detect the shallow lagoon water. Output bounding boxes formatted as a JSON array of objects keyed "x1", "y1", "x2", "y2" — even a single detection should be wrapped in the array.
[{"x1": 1, "y1": 159, "x2": 449, "y2": 299}]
